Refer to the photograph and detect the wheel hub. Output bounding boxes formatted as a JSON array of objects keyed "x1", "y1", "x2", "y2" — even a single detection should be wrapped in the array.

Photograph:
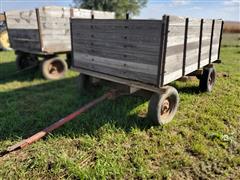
[
  {"x1": 161, "y1": 99, "x2": 170, "y2": 117},
  {"x1": 208, "y1": 71, "x2": 215, "y2": 86},
  {"x1": 48, "y1": 61, "x2": 64, "y2": 75}
]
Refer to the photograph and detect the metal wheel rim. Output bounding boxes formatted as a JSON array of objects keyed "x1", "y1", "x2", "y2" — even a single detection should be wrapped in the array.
[
  {"x1": 48, "y1": 60, "x2": 64, "y2": 76},
  {"x1": 161, "y1": 98, "x2": 171, "y2": 118},
  {"x1": 208, "y1": 70, "x2": 215, "y2": 87}
]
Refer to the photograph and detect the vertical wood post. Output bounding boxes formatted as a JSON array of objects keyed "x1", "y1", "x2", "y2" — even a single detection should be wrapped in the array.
[
  {"x1": 209, "y1": 19, "x2": 215, "y2": 63},
  {"x1": 158, "y1": 15, "x2": 169, "y2": 87},
  {"x1": 35, "y1": 8, "x2": 44, "y2": 52},
  {"x1": 217, "y1": 20, "x2": 224, "y2": 60},
  {"x1": 182, "y1": 18, "x2": 189, "y2": 76},
  {"x1": 3, "y1": 12, "x2": 11, "y2": 46},
  {"x1": 198, "y1": 19, "x2": 203, "y2": 69},
  {"x1": 70, "y1": 17, "x2": 74, "y2": 67}
]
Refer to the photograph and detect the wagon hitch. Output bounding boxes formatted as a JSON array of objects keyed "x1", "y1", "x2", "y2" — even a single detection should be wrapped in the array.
[{"x1": 0, "y1": 89, "x2": 119, "y2": 157}]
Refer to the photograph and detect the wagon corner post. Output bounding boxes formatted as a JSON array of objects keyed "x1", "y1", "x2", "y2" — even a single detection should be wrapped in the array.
[
  {"x1": 35, "y1": 7, "x2": 44, "y2": 52},
  {"x1": 157, "y1": 15, "x2": 170, "y2": 87},
  {"x1": 209, "y1": 19, "x2": 215, "y2": 64},
  {"x1": 217, "y1": 20, "x2": 224, "y2": 60},
  {"x1": 70, "y1": 16, "x2": 74, "y2": 68}
]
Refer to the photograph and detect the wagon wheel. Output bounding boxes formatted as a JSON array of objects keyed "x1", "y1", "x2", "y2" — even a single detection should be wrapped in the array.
[
  {"x1": 41, "y1": 57, "x2": 68, "y2": 80},
  {"x1": 16, "y1": 53, "x2": 39, "y2": 70},
  {"x1": 148, "y1": 86, "x2": 179, "y2": 125},
  {"x1": 199, "y1": 67, "x2": 216, "y2": 92}
]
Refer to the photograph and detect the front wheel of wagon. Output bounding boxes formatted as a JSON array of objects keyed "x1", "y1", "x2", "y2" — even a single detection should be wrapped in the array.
[
  {"x1": 148, "y1": 86, "x2": 179, "y2": 125},
  {"x1": 199, "y1": 67, "x2": 216, "y2": 92},
  {"x1": 41, "y1": 57, "x2": 68, "y2": 80},
  {"x1": 16, "y1": 53, "x2": 39, "y2": 70}
]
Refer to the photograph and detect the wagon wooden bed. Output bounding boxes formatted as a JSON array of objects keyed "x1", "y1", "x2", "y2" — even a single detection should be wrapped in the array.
[
  {"x1": 4, "y1": 6, "x2": 115, "y2": 80},
  {"x1": 71, "y1": 15, "x2": 224, "y2": 125}
]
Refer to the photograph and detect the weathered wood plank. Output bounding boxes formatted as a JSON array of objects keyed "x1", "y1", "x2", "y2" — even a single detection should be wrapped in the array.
[
  {"x1": 72, "y1": 8, "x2": 91, "y2": 18},
  {"x1": 10, "y1": 40, "x2": 41, "y2": 52},
  {"x1": 72, "y1": 32, "x2": 161, "y2": 44},
  {"x1": 42, "y1": 43, "x2": 70, "y2": 52},
  {"x1": 164, "y1": 15, "x2": 185, "y2": 82},
  {"x1": 166, "y1": 39, "x2": 212, "y2": 56},
  {"x1": 74, "y1": 52, "x2": 158, "y2": 75},
  {"x1": 73, "y1": 45, "x2": 159, "y2": 65},
  {"x1": 7, "y1": 29, "x2": 40, "y2": 40},
  {"x1": 72, "y1": 19, "x2": 162, "y2": 85},
  {"x1": 11, "y1": 38, "x2": 39, "y2": 43},
  {"x1": 74, "y1": 57, "x2": 158, "y2": 85},
  {"x1": 37, "y1": 6, "x2": 71, "y2": 52},
  {"x1": 73, "y1": 68, "x2": 163, "y2": 93},
  {"x1": 38, "y1": 6, "x2": 71, "y2": 18},
  {"x1": 5, "y1": 10, "x2": 38, "y2": 29},
  {"x1": 185, "y1": 18, "x2": 200, "y2": 68},
  {"x1": 38, "y1": 7, "x2": 115, "y2": 53},
  {"x1": 7, "y1": 28, "x2": 40, "y2": 51},
  {"x1": 72, "y1": 20, "x2": 161, "y2": 34},
  {"x1": 73, "y1": 38, "x2": 160, "y2": 55},
  {"x1": 92, "y1": 10, "x2": 115, "y2": 19},
  {"x1": 163, "y1": 16, "x2": 221, "y2": 85},
  {"x1": 211, "y1": 20, "x2": 222, "y2": 60}
]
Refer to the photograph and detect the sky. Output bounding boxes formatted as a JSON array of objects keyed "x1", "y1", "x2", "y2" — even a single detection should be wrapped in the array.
[{"x1": 0, "y1": 0, "x2": 239, "y2": 21}]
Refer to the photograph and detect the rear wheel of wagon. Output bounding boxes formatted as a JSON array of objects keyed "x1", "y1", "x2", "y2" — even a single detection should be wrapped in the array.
[
  {"x1": 199, "y1": 67, "x2": 216, "y2": 92},
  {"x1": 148, "y1": 86, "x2": 179, "y2": 125},
  {"x1": 41, "y1": 57, "x2": 68, "y2": 80},
  {"x1": 16, "y1": 53, "x2": 39, "y2": 70}
]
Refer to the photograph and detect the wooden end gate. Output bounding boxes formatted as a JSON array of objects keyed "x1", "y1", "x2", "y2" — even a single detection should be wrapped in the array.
[
  {"x1": 71, "y1": 15, "x2": 224, "y2": 125},
  {"x1": 4, "y1": 6, "x2": 115, "y2": 80}
]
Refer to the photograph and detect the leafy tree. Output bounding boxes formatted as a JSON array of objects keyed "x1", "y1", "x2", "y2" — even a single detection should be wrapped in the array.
[{"x1": 72, "y1": 0, "x2": 148, "y2": 19}]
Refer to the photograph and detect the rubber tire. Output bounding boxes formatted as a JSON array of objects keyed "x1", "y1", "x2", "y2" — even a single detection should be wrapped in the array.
[
  {"x1": 16, "y1": 53, "x2": 39, "y2": 70},
  {"x1": 199, "y1": 67, "x2": 216, "y2": 92},
  {"x1": 148, "y1": 86, "x2": 179, "y2": 125},
  {"x1": 41, "y1": 57, "x2": 68, "y2": 80}
]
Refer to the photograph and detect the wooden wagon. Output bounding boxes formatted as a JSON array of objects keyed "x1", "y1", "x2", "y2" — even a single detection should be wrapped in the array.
[
  {"x1": 71, "y1": 15, "x2": 224, "y2": 125},
  {"x1": 4, "y1": 6, "x2": 115, "y2": 80}
]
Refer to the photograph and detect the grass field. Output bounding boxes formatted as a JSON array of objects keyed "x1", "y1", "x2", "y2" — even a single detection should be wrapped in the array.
[{"x1": 0, "y1": 33, "x2": 239, "y2": 179}]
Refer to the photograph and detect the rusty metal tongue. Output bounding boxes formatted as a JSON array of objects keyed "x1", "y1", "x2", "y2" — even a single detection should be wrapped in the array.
[
  {"x1": 0, "y1": 89, "x2": 117, "y2": 158},
  {"x1": 7, "y1": 140, "x2": 29, "y2": 152}
]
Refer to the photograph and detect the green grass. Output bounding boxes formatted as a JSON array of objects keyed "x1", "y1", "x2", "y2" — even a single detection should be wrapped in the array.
[
  {"x1": 0, "y1": 33, "x2": 240, "y2": 179},
  {"x1": 222, "y1": 33, "x2": 240, "y2": 47}
]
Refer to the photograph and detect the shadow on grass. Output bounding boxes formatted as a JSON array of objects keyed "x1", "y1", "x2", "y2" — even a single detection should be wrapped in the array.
[
  {"x1": 0, "y1": 73, "x2": 203, "y2": 142},
  {"x1": 170, "y1": 80, "x2": 200, "y2": 94},
  {"x1": 176, "y1": 85, "x2": 200, "y2": 94},
  {"x1": 0, "y1": 77, "x2": 152, "y2": 141},
  {"x1": 0, "y1": 61, "x2": 41, "y2": 84}
]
